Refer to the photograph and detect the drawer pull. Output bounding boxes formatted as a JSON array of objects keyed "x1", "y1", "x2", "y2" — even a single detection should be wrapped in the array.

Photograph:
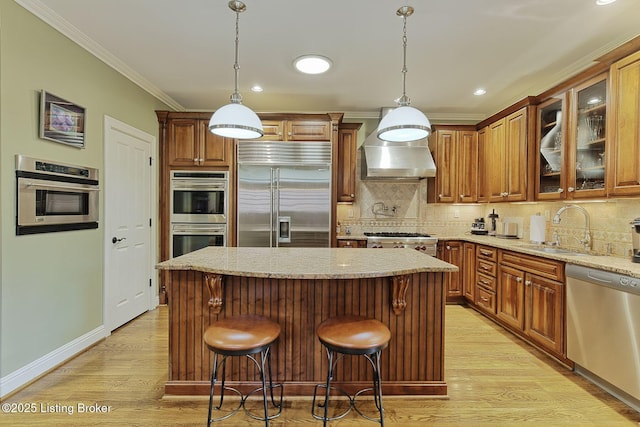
[
  {"x1": 479, "y1": 279, "x2": 490, "y2": 285},
  {"x1": 480, "y1": 250, "x2": 492, "y2": 256},
  {"x1": 480, "y1": 296, "x2": 489, "y2": 303}
]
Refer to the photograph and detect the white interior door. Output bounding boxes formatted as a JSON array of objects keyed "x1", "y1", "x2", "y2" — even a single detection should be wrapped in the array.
[{"x1": 104, "y1": 116, "x2": 156, "y2": 332}]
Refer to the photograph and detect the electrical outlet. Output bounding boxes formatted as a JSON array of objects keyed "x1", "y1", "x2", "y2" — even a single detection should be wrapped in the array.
[
  {"x1": 544, "y1": 210, "x2": 550, "y2": 220},
  {"x1": 348, "y1": 208, "x2": 354, "y2": 218},
  {"x1": 454, "y1": 209, "x2": 460, "y2": 218}
]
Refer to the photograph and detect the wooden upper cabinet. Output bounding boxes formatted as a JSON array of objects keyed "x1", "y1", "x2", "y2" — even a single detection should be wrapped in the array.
[
  {"x1": 486, "y1": 107, "x2": 528, "y2": 202},
  {"x1": 476, "y1": 127, "x2": 489, "y2": 202},
  {"x1": 254, "y1": 119, "x2": 331, "y2": 141},
  {"x1": 432, "y1": 129, "x2": 458, "y2": 203},
  {"x1": 458, "y1": 130, "x2": 478, "y2": 202},
  {"x1": 487, "y1": 118, "x2": 507, "y2": 201},
  {"x1": 608, "y1": 50, "x2": 640, "y2": 196},
  {"x1": 429, "y1": 126, "x2": 477, "y2": 203},
  {"x1": 336, "y1": 123, "x2": 362, "y2": 203},
  {"x1": 168, "y1": 118, "x2": 231, "y2": 167}
]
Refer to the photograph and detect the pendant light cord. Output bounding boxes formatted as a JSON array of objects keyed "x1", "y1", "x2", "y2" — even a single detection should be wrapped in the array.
[
  {"x1": 230, "y1": 5, "x2": 242, "y2": 104},
  {"x1": 397, "y1": 6, "x2": 413, "y2": 107}
]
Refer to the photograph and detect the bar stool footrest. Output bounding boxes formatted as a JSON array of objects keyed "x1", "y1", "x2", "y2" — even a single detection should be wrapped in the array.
[
  {"x1": 208, "y1": 386, "x2": 243, "y2": 423},
  {"x1": 353, "y1": 387, "x2": 384, "y2": 424},
  {"x1": 311, "y1": 384, "x2": 353, "y2": 422},
  {"x1": 243, "y1": 383, "x2": 284, "y2": 422}
]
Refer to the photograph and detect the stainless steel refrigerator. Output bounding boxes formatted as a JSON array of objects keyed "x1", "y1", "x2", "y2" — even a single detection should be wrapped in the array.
[{"x1": 237, "y1": 140, "x2": 332, "y2": 247}]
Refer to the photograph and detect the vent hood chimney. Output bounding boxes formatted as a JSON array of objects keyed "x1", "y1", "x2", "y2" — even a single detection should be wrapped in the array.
[{"x1": 361, "y1": 108, "x2": 436, "y2": 180}]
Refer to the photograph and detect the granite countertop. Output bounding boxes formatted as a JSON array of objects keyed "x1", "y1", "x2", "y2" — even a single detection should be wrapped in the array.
[
  {"x1": 441, "y1": 234, "x2": 640, "y2": 278},
  {"x1": 339, "y1": 233, "x2": 640, "y2": 279},
  {"x1": 156, "y1": 246, "x2": 457, "y2": 279}
]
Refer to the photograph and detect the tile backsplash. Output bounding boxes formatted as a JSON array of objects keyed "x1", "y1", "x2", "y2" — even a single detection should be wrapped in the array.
[{"x1": 336, "y1": 150, "x2": 638, "y2": 258}]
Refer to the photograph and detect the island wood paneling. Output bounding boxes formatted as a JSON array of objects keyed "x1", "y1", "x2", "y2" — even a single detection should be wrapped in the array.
[{"x1": 165, "y1": 270, "x2": 446, "y2": 396}]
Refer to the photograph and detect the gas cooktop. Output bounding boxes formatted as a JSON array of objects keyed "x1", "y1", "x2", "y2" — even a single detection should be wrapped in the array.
[{"x1": 364, "y1": 232, "x2": 432, "y2": 238}]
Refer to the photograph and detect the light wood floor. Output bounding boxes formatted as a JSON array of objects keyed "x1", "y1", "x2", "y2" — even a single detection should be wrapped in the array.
[{"x1": 3, "y1": 305, "x2": 639, "y2": 426}]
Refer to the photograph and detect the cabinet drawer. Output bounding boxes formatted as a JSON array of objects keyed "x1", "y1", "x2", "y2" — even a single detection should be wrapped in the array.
[
  {"x1": 477, "y1": 259, "x2": 497, "y2": 277},
  {"x1": 476, "y1": 272, "x2": 497, "y2": 291},
  {"x1": 476, "y1": 245, "x2": 497, "y2": 261},
  {"x1": 499, "y1": 250, "x2": 564, "y2": 282},
  {"x1": 337, "y1": 239, "x2": 365, "y2": 248},
  {"x1": 475, "y1": 286, "x2": 496, "y2": 314}
]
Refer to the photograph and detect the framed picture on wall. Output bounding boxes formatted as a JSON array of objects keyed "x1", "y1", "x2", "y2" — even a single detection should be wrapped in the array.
[{"x1": 39, "y1": 90, "x2": 86, "y2": 148}]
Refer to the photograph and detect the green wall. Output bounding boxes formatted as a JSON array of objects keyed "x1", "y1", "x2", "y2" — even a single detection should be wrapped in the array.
[{"x1": 0, "y1": 1, "x2": 172, "y2": 380}]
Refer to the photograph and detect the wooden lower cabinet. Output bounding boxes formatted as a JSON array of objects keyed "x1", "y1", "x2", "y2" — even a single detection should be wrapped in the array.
[
  {"x1": 337, "y1": 239, "x2": 366, "y2": 248},
  {"x1": 462, "y1": 242, "x2": 476, "y2": 301},
  {"x1": 498, "y1": 264, "x2": 526, "y2": 330},
  {"x1": 474, "y1": 245, "x2": 498, "y2": 315},
  {"x1": 525, "y1": 273, "x2": 564, "y2": 355},
  {"x1": 437, "y1": 240, "x2": 464, "y2": 302},
  {"x1": 495, "y1": 249, "x2": 565, "y2": 359}
]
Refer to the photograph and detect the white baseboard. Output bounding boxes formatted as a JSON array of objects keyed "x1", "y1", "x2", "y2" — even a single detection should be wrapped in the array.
[{"x1": 0, "y1": 325, "x2": 107, "y2": 399}]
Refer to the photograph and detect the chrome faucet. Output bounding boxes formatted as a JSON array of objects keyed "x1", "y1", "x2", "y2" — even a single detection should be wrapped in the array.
[{"x1": 552, "y1": 204, "x2": 591, "y2": 250}]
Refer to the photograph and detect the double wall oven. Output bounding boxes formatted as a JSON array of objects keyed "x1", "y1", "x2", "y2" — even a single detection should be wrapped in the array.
[{"x1": 169, "y1": 170, "x2": 228, "y2": 257}]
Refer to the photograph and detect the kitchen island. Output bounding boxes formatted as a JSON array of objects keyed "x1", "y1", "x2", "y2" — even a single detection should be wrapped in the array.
[{"x1": 156, "y1": 247, "x2": 457, "y2": 397}]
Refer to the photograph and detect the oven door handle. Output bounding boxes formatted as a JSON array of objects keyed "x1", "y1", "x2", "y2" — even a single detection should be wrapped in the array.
[
  {"x1": 171, "y1": 181, "x2": 226, "y2": 189},
  {"x1": 25, "y1": 181, "x2": 99, "y2": 191}
]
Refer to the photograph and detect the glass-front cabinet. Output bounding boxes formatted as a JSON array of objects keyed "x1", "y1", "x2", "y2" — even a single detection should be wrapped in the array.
[
  {"x1": 569, "y1": 74, "x2": 607, "y2": 198},
  {"x1": 535, "y1": 73, "x2": 608, "y2": 200},
  {"x1": 536, "y1": 95, "x2": 567, "y2": 199}
]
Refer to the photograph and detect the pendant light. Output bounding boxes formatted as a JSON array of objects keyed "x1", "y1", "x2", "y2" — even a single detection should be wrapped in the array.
[
  {"x1": 209, "y1": 1, "x2": 263, "y2": 139},
  {"x1": 377, "y1": 5, "x2": 431, "y2": 143}
]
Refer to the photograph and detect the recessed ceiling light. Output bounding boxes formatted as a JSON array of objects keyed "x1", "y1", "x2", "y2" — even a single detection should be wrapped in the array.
[
  {"x1": 596, "y1": 0, "x2": 616, "y2": 5},
  {"x1": 251, "y1": 85, "x2": 263, "y2": 92},
  {"x1": 293, "y1": 55, "x2": 332, "y2": 75},
  {"x1": 474, "y1": 88, "x2": 487, "y2": 96}
]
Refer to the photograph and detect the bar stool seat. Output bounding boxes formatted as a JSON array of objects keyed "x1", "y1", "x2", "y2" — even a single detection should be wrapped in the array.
[
  {"x1": 204, "y1": 315, "x2": 282, "y2": 426},
  {"x1": 313, "y1": 315, "x2": 391, "y2": 426}
]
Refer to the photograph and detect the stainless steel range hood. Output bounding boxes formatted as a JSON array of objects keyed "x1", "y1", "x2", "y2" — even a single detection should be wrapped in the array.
[{"x1": 361, "y1": 108, "x2": 436, "y2": 180}]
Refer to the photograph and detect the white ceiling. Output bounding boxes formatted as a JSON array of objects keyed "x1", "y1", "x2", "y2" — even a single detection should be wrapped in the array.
[{"x1": 17, "y1": 0, "x2": 640, "y2": 123}]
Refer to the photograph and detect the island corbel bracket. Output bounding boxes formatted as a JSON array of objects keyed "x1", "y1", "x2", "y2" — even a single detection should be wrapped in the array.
[
  {"x1": 205, "y1": 274, "x2": 223, "y2": 314},
  {"x1": 391, "y1": 274, "x2": 411, "y2": 315}
]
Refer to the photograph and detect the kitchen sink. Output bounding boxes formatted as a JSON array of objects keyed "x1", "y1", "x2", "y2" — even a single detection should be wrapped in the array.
[{"x1": 518, "y1": 244, "x2": 588, "y2": 256}]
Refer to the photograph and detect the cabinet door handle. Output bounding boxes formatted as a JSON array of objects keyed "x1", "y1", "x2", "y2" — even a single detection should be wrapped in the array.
[
  {"x1": 446, "y1": 245, "x2": 451, "y2": 250},
  {"x1": 525, "y1": 280, "x2": 532, "y2": 286},
  {"x1": 557, "y1": 188, "x2": 564, "y2": 193},
  {"x1": 568, "y1": 187, "x2": 575, "y2": 192},
  {"x1": 459, "y1": 194, "x2": 464, "y2": 200},
  {"x1": 501, "y1": 192, "x2": 509, "y2": 197},
  {"x1": 516, "y1": 277, "x2": 523, "y2": 283},
  {"x1": 438, "y1": 194, "x2": 443, "y2": 199}
]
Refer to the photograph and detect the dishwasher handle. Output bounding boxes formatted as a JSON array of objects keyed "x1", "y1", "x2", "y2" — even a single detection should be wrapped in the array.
[{"x1": 566, "y1": 264, "x2": 640, "y2": 295}]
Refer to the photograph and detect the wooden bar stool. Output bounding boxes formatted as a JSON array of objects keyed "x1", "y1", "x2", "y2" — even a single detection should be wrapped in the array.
[
  {"x1": 312, "y1": 315, "x2": 391, "y2": 426},
  {"x1": 203, "y1": 315, "x2": 282, "y2": 426}
]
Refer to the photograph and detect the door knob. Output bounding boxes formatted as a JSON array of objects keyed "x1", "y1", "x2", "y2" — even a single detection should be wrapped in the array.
[{"x1": 112, "y1": 237, "x2": 126, "y2": 244}]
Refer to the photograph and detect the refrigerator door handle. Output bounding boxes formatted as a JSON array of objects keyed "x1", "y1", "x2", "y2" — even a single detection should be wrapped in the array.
[
  {"x1": 275, "y1": 168, "x2": 281, "y2": 247},
  {"x1": 269, "y1": 167, "x2": 275, "y2": 247},
  {"x1": 278, "y1": 216, "x2": 291, "y2": 243}
]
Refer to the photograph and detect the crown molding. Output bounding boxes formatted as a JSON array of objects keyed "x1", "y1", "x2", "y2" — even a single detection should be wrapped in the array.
[{"x1": 16, "y1": 0, "x2": 185, "y2": 111}]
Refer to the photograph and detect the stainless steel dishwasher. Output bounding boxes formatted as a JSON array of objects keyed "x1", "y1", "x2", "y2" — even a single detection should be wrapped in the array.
[{"x1": 566, "y1": 264, "x2": 640, "y2": 412}]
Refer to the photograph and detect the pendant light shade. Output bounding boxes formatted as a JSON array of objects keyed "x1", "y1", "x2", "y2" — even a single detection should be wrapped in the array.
[
  {"x1": 376, "y1": 6, "x2": 431, "y2": 143},
  {"x1": 209, "y1": 103, "x2": 263, "y2": 139},
  {"x1": 209, "y1": 1, "x2": 263, "y2": 139},
  {"x1": 377, "y1": 106, "x2": 431, "y2": 142}
]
